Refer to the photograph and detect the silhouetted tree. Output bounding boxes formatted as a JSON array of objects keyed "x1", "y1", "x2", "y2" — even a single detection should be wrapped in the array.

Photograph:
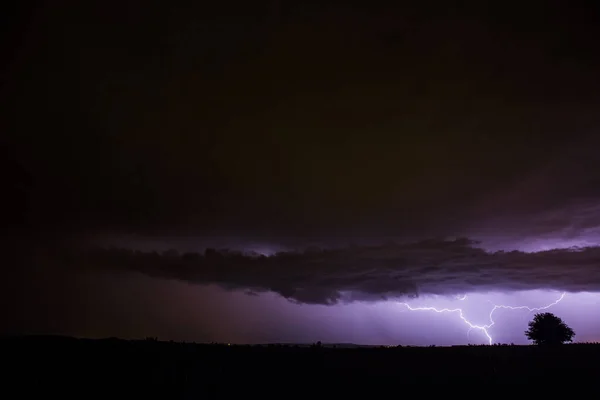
[{"x1": 525, "y1": 312, "x2": 575, "y2": 346}]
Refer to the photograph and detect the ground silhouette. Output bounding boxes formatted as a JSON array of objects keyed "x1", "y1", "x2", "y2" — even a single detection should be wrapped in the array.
[
  {"x1": 525, "y1": 312, "x2": 575, "y2": 345},
  {"x1": 2, "y1": 335, "x2": 599, "y2": 395}
]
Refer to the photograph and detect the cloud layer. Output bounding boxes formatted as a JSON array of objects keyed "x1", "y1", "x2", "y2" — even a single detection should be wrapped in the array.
[{"x1": 62, "y1": 238, "x2": 600, "y2": 305}]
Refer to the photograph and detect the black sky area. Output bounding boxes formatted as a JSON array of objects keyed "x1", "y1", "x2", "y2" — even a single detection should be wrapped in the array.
[{"x1": 3, "y1": 0, "x2": 600, "y2": 244}]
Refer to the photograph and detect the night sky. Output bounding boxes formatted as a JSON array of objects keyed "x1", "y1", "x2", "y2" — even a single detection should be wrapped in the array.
[{"x1": 2, "y1": 0, "x2": 600, "y2": 345}]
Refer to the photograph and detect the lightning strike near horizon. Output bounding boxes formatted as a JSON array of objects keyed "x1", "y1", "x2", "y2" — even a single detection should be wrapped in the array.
[{"x1": 398, "y1": 292, "x2": 566, "y2": 344}]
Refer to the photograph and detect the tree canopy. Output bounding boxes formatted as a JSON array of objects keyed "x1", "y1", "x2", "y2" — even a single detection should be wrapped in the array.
[{"x1": 525, "y1": 312, "x2": 575, "y2": 345}]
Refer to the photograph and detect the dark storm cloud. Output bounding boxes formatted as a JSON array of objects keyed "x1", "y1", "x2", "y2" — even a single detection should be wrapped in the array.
[
  {"x1": 66, "y1": 238, "x2": 600, "y2": 305},
  {"x1": 491, "y1": 201, "x2": 600, "y2": 240},
  {"x1": 4, "y1": 0, "x2": 600, "y2": 241}
]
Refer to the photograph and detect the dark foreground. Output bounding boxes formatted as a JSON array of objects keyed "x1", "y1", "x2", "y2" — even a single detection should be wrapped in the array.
[{"x1": 3, "y1": 336, "x2": 599, "y2": 395}]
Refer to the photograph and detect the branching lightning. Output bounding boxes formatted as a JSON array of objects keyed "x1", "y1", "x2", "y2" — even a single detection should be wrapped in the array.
[{"x1": 398, "y1": 292, "x2": 566, "y2": 344}]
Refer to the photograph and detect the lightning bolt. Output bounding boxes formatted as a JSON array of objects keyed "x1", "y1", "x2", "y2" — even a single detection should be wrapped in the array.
[{"x1": 398, "y1": 292, "x2": 566, "y2": 345}]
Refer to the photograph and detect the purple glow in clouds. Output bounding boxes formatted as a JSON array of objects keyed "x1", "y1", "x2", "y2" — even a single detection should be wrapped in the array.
[
  {"x1": 10, "y1": 264, "x2": 600, "y2": 345},
  {"x1": 47, "y1": 237, "x2": 600, "y2": 345}
]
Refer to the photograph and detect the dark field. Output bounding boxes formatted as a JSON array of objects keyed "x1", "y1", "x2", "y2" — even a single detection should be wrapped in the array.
[{"x1": 3, "y1": 336, "x2": 599, "y2": 395}]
